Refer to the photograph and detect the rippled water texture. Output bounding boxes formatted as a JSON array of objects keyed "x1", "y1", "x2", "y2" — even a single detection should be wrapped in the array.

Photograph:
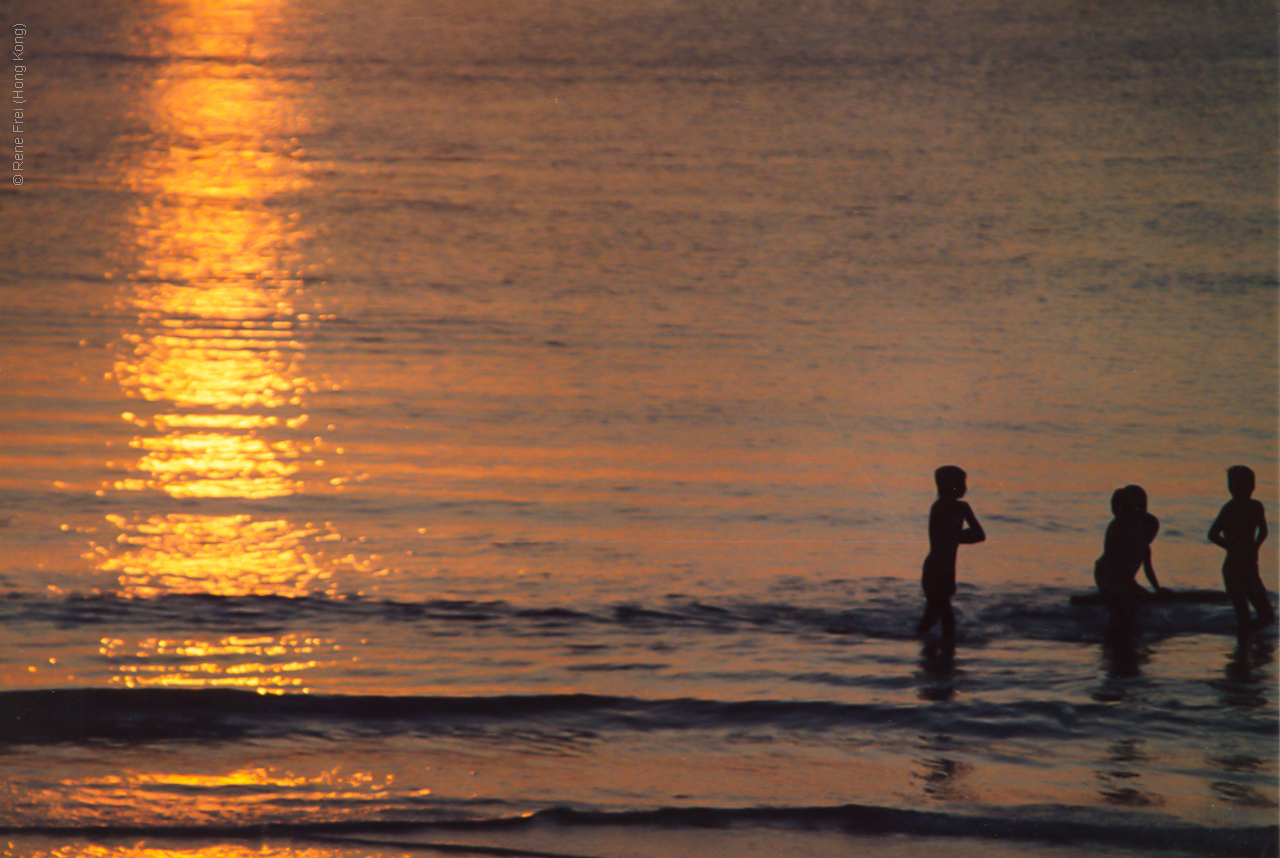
[{"x1": 0, "y1": 0, "x2": 1276, "y2": 855}]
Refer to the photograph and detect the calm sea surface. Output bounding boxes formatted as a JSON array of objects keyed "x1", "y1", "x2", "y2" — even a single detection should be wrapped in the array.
[{"x1": 1, "y1": 0, "x2": 1277, "y2": 855}]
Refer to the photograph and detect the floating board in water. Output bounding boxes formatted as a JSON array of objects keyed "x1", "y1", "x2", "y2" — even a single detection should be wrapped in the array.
[{"x1": 1069, "y1": 589, "x2": 1229, "y2": 606}]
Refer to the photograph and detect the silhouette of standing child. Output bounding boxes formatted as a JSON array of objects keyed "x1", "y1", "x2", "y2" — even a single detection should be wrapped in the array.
[
  {"x1": 1094, "y1": 485, "x2": 1161, "y2": 629},
  {"x1": 1208, "y1": 465, "x2": 1275, "y2": 638},
  {"x1": 917, "y1": 466, "x2": 985, "y2": 640}
]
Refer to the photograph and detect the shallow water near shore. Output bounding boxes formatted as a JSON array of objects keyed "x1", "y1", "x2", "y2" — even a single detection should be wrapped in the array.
[
  {"x1": 2, "y1": 830, "x2": 1228, "y2": 858},
  {"x1": 1, "y1": 0, "x2": 1277, "y2": 855}
]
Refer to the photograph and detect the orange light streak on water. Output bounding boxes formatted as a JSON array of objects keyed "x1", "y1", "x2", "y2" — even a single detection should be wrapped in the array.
[
  {"x1": 96, "y1": 633, "x2": 344, "y2": 690},
  {"x1": 94, "y1": 0, "x2": 343, "y2": 622},
  {"x1": 97, "y1": 513, "x2": 328, "y2": 598},
  {"x1": 18, "y1": 848, "x2": 361, "y2": 858}
]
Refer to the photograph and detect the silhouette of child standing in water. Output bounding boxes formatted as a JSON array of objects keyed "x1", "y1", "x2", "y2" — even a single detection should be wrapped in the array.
[
  {"x1": 1094, "y1": 485, "x2": 1161, "y2": 630},
  {"x1": 917, "y1": 466, "x2": 985, "y2": 640},
  {"x1": 1208, "y1": 465, "x2": 1275, "y2": 638}
]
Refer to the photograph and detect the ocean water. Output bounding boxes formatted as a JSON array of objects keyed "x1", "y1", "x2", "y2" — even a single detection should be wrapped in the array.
[{"x1": 1, "y1": 0, "x2": 1277, "y2": 856}]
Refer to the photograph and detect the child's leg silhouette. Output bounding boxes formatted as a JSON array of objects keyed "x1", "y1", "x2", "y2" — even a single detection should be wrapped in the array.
[
  {"x1": 1246, "y1": 575, "x2": 1275, "y2": 628},
  {"x1": 918, "y1": 596, "x2": 954, "y2": 638}
]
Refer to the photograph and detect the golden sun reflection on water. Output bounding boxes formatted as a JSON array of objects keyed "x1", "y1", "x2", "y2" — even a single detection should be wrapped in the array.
[
  {"x1": 75, "y1": 766, "x2": 394, "y2": 795},
  {"x1": 96, "y1": 0, "x2": 342, "y2": 611},
  {"x1": 24, "y1": 848, "x2": 360, "y2": 858},
  {"x1": 98, "y1": 633, "x2": 346, "y2": 691},
  {"x1": 97, "y1": 514, "x2": 331, "y2": 598},
  {"x1": 123, "y1": 431, "x2": 303, "y2": 500},
  {"x1": 17, "y1": 766, "x2": 407, "y2": 838}
]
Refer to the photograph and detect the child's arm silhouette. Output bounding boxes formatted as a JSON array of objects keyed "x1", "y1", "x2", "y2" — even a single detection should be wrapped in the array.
[
  {"x1": 1140, "y1": 544, "x2": 1160, "y2": 592},
  {"x1": 1208, "y1": 506, "x2": 1230, "y2": 550},
  {"x1": 1209, "y1": 501, "x2": 1268, "y2": 553},
  {"x1": 958, "y1": 503, "x2": 985, "y2": 545}
]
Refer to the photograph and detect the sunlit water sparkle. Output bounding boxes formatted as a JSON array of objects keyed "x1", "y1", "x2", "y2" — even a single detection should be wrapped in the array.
[{"x1": 0, "y1": 0, "x2": 1275, "y2": 855}]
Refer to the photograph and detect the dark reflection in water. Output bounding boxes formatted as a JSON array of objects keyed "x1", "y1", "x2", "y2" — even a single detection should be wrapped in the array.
[
  {"x1": 913, "y1": 735, "x2": 974, "y2": 803},
  {"x1": 1210, "y1": 780, "x2": 1278, "y2": 810},
  {"x1": 1091, "y1": 634, "x2": 1153, "y2": 703},
  {"x1": 915, "y1": 640, "x2": 959, "y2": 702},
  {"x1": 1096, "y1": 738, "x2": 1163, "y2": 808},
  {"x1": 1208, "y1": 750, "x2": 1267, "y2": 774},
  {"x1": 1214, "y1": 635, "x2": 1275, "y2": 710},
  {"x1": 917, "y1": 756, "x2": 974, "y2": 802}
]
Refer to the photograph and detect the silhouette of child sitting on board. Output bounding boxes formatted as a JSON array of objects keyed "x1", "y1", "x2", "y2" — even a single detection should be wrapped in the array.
[
  {"x1": 1208, "y1": 465, "x2": 1275, "y2": 638},
  {"x1": 917, "y1": 465, "x2": 985, "y2": 641},
  {"x1": 1094, "y1": 485, "x2": 1161, "y2": 630},
  {"x1": 1126, "y1": 484, "x2": 1161, "y2": 556}
]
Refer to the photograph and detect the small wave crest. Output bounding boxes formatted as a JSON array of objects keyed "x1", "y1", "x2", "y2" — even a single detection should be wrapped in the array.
[
  {"x1": 0, "y1": 686, "x2": 1242, "y2": 747},
  {"x1": 3, "y1": 801, "x2": 1274, "y2": 857},
  {"x1": 0, "y1": 583, "x2": 1254, "y2": 642}
]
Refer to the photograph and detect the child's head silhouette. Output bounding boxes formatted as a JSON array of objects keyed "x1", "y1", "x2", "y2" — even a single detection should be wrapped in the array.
[
  {"x1": 1123, "y1": 484, "x2": 1159, "y2": 542},
  {"x1": 1227, "y1": 465, "x2": 1255, "y2": 499},
  {"x1": 1110, "y1": 485, "x2": 1147, "y2": 518},
  {"x1": 1124, "y1": 484, "x2": 1148, "y2": 514},
  {"x1": 934, "y1": 465, "x2": 967, "y2": 499}
]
